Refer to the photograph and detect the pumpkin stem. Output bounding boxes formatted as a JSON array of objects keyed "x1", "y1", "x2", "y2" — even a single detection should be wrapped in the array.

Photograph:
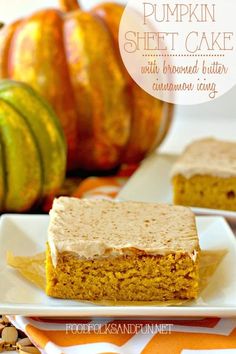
[
  {"x1": 59, "y1": 0, "x2": 80, "y2": 12},
  {"x1": 0, "y1": 23, "x2": 4, "y2": 29}
]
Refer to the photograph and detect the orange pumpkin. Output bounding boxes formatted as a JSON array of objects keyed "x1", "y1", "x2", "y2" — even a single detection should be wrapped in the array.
[{"x1": 0, "y1": 0, "x2": 173, "y2": 171}]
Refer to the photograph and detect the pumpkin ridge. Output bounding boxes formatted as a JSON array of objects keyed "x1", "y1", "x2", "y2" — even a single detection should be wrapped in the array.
[
  {"x1": 0, "y1": 20, "x2": 22, "y2": 77},
  {"x1": 8, "y1": 9, "x2": 79, "y2": 170},
  {"x1": 0, "y1": 98, "x2": 42, "y2": 211},
  {"x1": 0, "y1": 94, "x2": 44, "y2": 201},
  {"x1": 64, "y1": 10, "x2": 131, "y2": 170}
]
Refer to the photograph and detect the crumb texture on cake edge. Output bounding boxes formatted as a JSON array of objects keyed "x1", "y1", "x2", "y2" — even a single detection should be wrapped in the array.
[
  {"x1": 173, "y1": 174, "x2": 236, "y2": 211},
  {"x1": 45, "y1": 244, "x2": 200, "y2": 302}
]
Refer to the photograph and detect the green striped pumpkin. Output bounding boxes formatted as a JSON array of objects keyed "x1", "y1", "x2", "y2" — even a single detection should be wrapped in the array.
[{"x1": 0, "y1": 80, "x2": 66, "y2": 212}]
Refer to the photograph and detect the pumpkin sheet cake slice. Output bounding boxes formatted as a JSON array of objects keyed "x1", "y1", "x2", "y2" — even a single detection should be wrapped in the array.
[
  {"x1": 172, "y1": 138, "x2": 236, "y2": 211},
  {"x1": 46, "y1": 197, "x2": 200, "y2": 301}
]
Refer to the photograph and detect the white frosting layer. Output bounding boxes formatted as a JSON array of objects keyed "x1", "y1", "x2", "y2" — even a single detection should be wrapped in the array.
[
  {"x1": 171, "y1": 138, "x2": 236, "y2": 179},
  {"x1": 48, "y1": 197, "x2": 199, "y2": 266}
]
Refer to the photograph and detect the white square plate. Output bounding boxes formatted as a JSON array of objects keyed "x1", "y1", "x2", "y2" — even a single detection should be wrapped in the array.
[
  {"x1": 0, "y1": 214, "x2": 236, "y2": 317},
  {"x1": 118, "y1": 153, "x2": 236, "y2": 222}
]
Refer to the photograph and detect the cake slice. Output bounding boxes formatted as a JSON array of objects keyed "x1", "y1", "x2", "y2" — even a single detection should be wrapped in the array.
[
  {"x1": 46, "y1": 197, "x2": 200, "y2": 301},
  {"x1": 172, "y1": 138, "x2": 236, "y2": 211}
]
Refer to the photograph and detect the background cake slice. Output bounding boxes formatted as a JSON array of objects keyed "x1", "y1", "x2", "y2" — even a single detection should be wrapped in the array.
[
  {"x1": 172, "y1": 138, "x2": 236, "y2": 211},
  {"x1": 46, "y1": 197, "x2": 200, "y2": 301}
]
